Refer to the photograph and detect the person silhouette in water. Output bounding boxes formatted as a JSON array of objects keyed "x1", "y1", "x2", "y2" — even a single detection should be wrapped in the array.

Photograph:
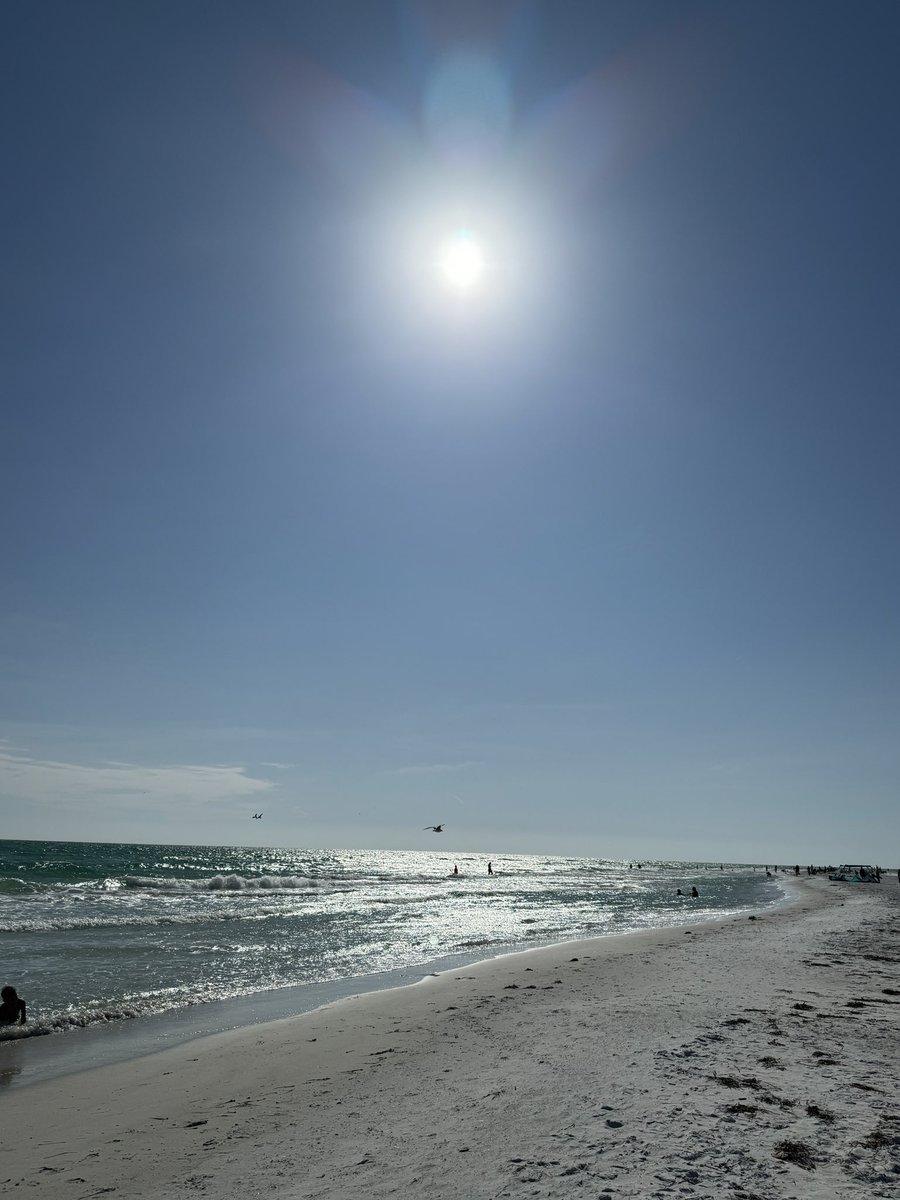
[{"x1": 0, "y1": 986, "x2": 26, "y2": 1025}]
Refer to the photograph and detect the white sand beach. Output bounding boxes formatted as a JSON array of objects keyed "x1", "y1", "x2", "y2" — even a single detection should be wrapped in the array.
[{"x1": 2, "y1": 878, "x2": 898, "y2": 1199}]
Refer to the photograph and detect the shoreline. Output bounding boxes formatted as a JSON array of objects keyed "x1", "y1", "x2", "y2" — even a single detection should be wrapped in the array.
[
  {"x1": 4, "y1": 877, "x2": 898, "y2": 1198},
  {"x1": 1, "y1": 880, "x2": 790, "y2": 1090}
]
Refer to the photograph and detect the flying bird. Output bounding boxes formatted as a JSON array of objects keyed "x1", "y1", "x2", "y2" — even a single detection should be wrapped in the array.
[
  {"x1": 252, "y1": 813, "x2": 263, "y2": 819},
  {"x1": 423, "y1": 824, "x2": 444, "y2": 832}
]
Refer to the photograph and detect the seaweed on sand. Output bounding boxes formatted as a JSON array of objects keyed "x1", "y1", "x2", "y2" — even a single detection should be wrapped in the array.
[
  {"x1": 773, "y1": 1140, "x2": 816, "y2": 1170},
  {"x1": 806, "y1": 1104, "x2": 834, "y2": 1122},
  {"x1": 708, "y1": 1074, "x2": 761, "y2": 1090}
]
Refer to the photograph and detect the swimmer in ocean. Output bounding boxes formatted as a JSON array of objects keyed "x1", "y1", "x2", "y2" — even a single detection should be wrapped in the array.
[{"x1": 0, "y1": 985, "x2": 26, "y2": 1025}]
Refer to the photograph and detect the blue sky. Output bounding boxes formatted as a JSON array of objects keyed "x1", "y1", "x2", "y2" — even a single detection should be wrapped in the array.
[{"x1": 2, "y1": 1, "x2": 898, "y2": 863}]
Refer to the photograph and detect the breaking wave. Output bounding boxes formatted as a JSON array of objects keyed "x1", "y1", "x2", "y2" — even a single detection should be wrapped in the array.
[
  {"x1": 0, "y1": 979, "x2": 279, "y2": 1040},
  {"x1": 0, "y1": 1000, "x2": 164, "y2": 1039},
  {"x1": 0, "y1": 876, "x2": 40, "y2": 896},
  {"x1": 124, "y1": 873, "x2": 328, "y2": 892}
]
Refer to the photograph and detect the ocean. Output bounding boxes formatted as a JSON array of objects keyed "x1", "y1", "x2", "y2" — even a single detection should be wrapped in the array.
[{"x1": 0, "y1": 840, "x2": 784, "y2": 1085}]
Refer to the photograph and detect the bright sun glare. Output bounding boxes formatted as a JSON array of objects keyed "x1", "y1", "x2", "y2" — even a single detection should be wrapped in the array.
[{"x1": 438, "y1": 234, "x2": 485, "y2": 291}]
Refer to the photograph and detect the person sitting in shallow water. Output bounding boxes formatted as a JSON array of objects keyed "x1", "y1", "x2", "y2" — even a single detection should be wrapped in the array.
[
  {"x1": 690, "y1": 886, "x2": 699, "y2": 898},
  {"x1": 0, "y1": 985, "x2": 26, "y2": 1025}
]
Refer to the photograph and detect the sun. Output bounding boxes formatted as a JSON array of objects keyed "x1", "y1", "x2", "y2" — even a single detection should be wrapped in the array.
[{"x1": 438, "y1": 233, "x2": 485, "y2": 291}]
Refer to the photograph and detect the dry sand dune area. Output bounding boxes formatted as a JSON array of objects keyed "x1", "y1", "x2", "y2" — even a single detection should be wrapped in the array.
[{"x1": 2, "y1": 877, "x2": 898, "y2": 1199}]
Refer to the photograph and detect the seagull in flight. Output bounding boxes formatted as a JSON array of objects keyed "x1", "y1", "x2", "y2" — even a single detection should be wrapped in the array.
[
  {"x1": 423, "y1": 824, "x2": 444, "y2": 833},
  {"x1": 252, "y1": 813, "x2": 263, "y2": 819}
]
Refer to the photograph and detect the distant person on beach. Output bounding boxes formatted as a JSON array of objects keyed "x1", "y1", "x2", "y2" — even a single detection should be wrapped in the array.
[
  {"x1": 690, "y1": 887, "x2": 699, "y2": 898},
  {"x1": 0, "y1": 986, "x2": 26, "y2": 1025},
  {"x1": 487, "y1": 862, "x2": 493, "y2": 875},
  {"x1": 452, "y1": 864, "x2": 458, "y2": 876}
]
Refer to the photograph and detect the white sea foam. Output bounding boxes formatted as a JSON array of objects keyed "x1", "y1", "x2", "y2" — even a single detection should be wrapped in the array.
[
  {"x1": 123, "y1": 873, "x2": 333, "y2": 892},
  {"x1": 0, "y1": 989, "x2": 241, "y2": 1039}
]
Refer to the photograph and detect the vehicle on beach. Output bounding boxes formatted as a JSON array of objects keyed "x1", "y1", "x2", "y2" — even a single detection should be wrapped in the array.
[{"x1": 828, "y1": 864, "x2": 879, "y2": 883}]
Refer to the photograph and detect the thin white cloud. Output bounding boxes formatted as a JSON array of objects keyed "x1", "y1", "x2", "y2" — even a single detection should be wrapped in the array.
[
  {"x1": 0, "y1": 751, "x2": 273, "y2": 811},
  {"x1": 259, "y1": 761, "x2": 295, "y2": 770},
  {"x1": 383, "y1": 760, "x2": 483, "y2": 777},
  {"x1": 705, "y1": 760, "x2": 745, "y2": 775}
]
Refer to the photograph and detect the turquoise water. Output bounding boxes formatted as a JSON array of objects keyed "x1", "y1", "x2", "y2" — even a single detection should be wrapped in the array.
[{"x1": 0, "y1": 840, "x2": 781, "y2": 1047}]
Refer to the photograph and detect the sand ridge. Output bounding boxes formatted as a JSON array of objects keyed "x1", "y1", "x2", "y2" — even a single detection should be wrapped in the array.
[{"x1": 1, "y1": 878, "x2": 898, "y2": 1198}]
